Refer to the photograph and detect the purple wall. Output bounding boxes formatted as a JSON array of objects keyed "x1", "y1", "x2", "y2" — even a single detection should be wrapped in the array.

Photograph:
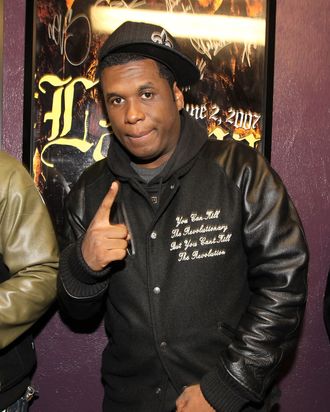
[
  {"x1": 2, "y1": 0, "x2": 25, "y2": 158},
  {"x1": 2, "y1": 1, "x2": 330, "y2": 411},
  {"x1": 270, "y1": 1, "x2": 330, "y2": 410}
]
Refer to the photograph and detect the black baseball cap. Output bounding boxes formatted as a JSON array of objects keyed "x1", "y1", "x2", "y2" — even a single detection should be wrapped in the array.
[{"x1": 98, "y1": 21, "x2": 200, "y2": 87}]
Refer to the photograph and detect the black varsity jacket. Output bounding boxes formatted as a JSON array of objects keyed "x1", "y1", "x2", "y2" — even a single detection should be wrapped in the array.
[{"x1": 58, "y1": 111, "x2": 308, "y2": 412}]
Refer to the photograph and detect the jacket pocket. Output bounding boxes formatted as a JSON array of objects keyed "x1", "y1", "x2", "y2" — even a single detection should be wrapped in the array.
[
  {"x1": 217, "y1": 322, "x2": 237, "y2": 342},
  {"x1": 0, "y1": 334, "x2": 36, "y2": 392}
]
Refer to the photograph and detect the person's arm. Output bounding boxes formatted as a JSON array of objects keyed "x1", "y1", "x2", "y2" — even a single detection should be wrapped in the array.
[
  {"x1": 57, "y1": 238, "x2": 111, "y2": 320},
  {"x1": 0, "y1": 159, "x2": 58, "y2": 349},
  {"x1": 198, "y1": 148, "x2": 308, "y2": 411},
  {"x1": 58, "y1": 181, "x2": 128, "y2": 320}
]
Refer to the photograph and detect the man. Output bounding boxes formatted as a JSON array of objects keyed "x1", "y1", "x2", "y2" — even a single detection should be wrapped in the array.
[
  {"x1": 0, "y1": 151, "x2": 58, "y2": 411},
  {"x1": 57, "y1": 21, "x2": 308, "y2": 412}
]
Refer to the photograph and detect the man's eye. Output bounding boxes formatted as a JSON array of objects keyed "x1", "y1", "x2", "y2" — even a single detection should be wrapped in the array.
[
  {"x1": 111, "y1": 97, "x2": 123, "y2": 105},
  {"x1": 142, "y1": 92, "x2": 153, "y2": 99}
]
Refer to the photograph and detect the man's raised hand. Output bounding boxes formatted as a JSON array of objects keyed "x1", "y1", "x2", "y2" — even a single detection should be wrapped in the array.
[{"x1": 81, "y1": 181, "x2": 129, "y2": 271}]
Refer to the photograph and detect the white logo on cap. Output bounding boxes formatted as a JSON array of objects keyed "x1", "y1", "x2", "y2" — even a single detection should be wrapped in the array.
[{"x1": 151, "y1": 30, "x2": 173, "y2": 48}]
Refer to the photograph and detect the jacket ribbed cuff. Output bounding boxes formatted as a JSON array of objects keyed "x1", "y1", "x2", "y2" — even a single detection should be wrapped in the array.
[
  {"x1": 200, "y1": 368, "x2": 248, "y2": 412},
  {"x1": 59, "y1": 239, "x2": 110, "y2": 298}
]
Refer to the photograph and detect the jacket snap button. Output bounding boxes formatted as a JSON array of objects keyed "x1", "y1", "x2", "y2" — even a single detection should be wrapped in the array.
[
  {"x1": 155, "y1": 387, "x2": 162, "y2": 395},
  {"x1": 153, "y1": 286, "x2": 161, "y2": 295},
  {"x1": 150, "y1": 231, "x2": 157, "y2": 239},
  {"x1": 170, "y1": 184, "x2": 175, "y2": 190},
  {"x1": 160, "y1": 341, "x2": 167, "y2": 351}
]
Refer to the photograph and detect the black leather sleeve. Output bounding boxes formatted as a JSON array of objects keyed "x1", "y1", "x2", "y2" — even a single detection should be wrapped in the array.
[
  {"x1": 201, "y1": 141, "x2": 308, "y2": 410},
  {"x1": 57, "y1": 166, "x2": 111, "y2": 321}
]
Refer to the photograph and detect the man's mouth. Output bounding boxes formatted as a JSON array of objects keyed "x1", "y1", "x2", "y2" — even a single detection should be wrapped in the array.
[{"x1": 127, "y1": 129, "x2": 154, "y2": 139}]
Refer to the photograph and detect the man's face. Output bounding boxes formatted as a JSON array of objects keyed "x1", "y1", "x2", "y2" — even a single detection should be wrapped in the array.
[{"x1": 101, "y1": 59, "x2": 184, "y2": 169}]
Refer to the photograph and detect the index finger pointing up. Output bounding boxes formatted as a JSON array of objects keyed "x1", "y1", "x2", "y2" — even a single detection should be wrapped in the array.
[{"x1": 93, "y1": 181, "x2": 120, "y2": 225}]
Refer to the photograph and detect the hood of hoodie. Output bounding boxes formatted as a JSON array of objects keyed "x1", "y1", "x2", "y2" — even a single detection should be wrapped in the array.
[{"x1": 106, "y1": 110, "x2": 208, "y2": 183}]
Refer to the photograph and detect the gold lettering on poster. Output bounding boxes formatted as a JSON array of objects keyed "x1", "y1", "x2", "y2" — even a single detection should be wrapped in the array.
[
  {"x1": 39, "y1": 75, "x2": 72, "y2": 140},
  {"x1": 37, "y1": 74, "x2": 109, "y2": 167}
]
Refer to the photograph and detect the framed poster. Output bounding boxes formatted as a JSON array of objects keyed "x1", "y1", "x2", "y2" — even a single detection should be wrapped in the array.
[{"x1": 23, "y1": 0, "x2": 276, "y2": 236}]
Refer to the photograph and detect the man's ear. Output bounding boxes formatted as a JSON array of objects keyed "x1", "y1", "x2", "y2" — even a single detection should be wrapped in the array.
[{"x1": 173, "y1": 82, "x2": 184, "y2": 111}]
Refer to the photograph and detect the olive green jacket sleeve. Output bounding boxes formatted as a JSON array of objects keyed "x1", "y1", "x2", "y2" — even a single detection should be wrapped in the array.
[{"x1": 0, "y1": 152, "x2": 59, "y2": 349}]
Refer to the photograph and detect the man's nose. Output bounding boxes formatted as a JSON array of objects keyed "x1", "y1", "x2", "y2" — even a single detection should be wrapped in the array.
[{"x1": 125, "y1": 100, "x2": 145, "y2": 124}]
